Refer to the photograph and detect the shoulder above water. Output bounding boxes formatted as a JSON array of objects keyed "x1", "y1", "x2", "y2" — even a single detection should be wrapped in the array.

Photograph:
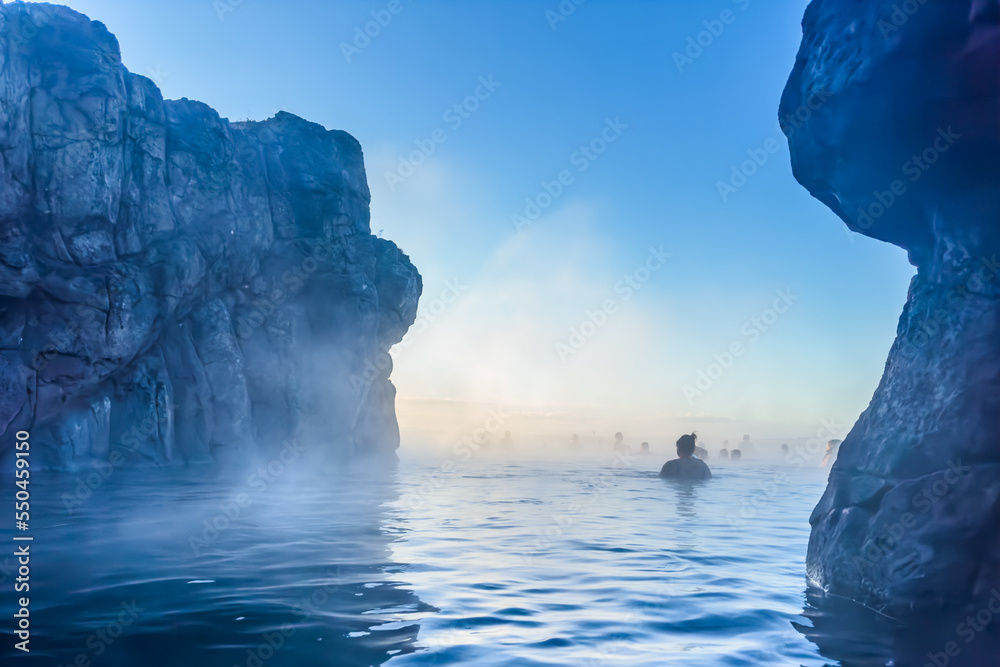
[{"x1": 659, "y1": 457, "x2": 712, "y2": 480}]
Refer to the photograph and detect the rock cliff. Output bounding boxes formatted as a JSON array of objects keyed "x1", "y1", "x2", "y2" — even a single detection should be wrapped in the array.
[
  {"x1": 782, "y1": 0, "x2": 1000, "y2": 614},
  {"x1": 0, "y1": 3, "x2": 421, "y2": 469}
]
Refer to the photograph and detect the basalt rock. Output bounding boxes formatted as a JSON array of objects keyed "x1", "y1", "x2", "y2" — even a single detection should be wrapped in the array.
[
  {"x1": 0, "y1": 3, "x2": 421, "y2": 469},
  {"x1": 782, "y1": 0, "x2": 1000, "y2": 615}
]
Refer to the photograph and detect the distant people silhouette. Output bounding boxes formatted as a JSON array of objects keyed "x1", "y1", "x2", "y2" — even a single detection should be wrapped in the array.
[
  {"x1": 500, "y1": 431, "x2": 513, "y2": 450},
  {"x1": 781, "y1": 443, "x2": 790, "y2": 456},
  {"x1": 731, "y1": 449, "x2": 742, "y2": 461},
  {"x1": 740, "y1": 434, "x2": 755, "y2": 456},
  {"x1": 821, "y1": 439, "x2": 842, "y2": 468},
  {"x1": 694, "y1": 445, "x2": 709, "y2": 459},
  {"x1": 640, "y1": 442, "x2": 650, "y2": 456},
  {"x1": 613, "y1": 431, "x2": 628, "y2": 453},
  {"x1": 570, "y1": 434, "x2": 582, "y2": 450},
  {"x1": 719, "y1": 448, "x2": 730, "y2": 459},
  {"x1": 659, "y1": 433, "x2": 712, "y2": 480}
]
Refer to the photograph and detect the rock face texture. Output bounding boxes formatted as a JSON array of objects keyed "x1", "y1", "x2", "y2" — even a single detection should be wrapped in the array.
[
  {"x1": 782, "y1": 1, "x2": 1000, "y2": 614},
  {"x1": 0, "y1": 4, "x2": 421, "y2": 469}
]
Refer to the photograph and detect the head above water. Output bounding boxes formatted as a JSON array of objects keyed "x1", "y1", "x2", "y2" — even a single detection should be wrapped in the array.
[
  {"x1": 641, "y1": 442, "x2": 649, "y2": 451},
  {"x1": 719, "y1": 448, "x2": 729, "y2": 459},
  {"x1": 676, "y1": 433, "x2": 697, "y2": 458},
  {"x1": 614, "y1": 432, "x2": 623, "y2": 442},
  {"x1": 731, "y1": 449, "x2": 742, "y2": 460}
]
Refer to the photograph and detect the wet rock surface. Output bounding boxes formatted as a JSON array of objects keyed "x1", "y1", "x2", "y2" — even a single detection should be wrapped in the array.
[{"x1": 782, "y1": 0, "x2": 1000, "y2": 615}]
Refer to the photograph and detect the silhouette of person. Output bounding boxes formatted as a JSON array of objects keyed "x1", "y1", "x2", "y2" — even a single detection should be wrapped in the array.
[
  {"x1": 781, "y1": 443, "x2": 790, "y2": 456},
  {"x1": 570, "y1": 434, "x2": 582, "y2": 450},
  {"x1": 640, "y1": 442, "x2": 650, "y2": 456},
  {"x1": 659, "y1": 433, "x2": 712, "y2": 480},
  {"x1": 500, "y1": 431, "x2": 513, "y2": 449},
  {"x1": 719, "y1": 448, "x2": 730, "y2": 459},
  {"x1": 740, "y1": 434, "x2": 755, "y2": 456},
  {"x1": 694, "y1": 446, "x2": 709, "y2": 459},
  {"x1": 613, "y1": 431, "x2": 628, "y2": 453},
  {"x1": 731, "y1": 449, "x2": 742, "y2": 461}
]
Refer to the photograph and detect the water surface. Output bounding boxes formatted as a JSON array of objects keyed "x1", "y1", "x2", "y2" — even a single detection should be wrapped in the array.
[{"x1": 1, "y1": 447, "x2": 885, "y2": 666}]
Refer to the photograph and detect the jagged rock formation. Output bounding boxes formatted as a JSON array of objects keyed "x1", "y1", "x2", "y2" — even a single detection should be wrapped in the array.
[
  {"x1": 782, "y1": 0, "x2": 1000, "y2": 614},
  {"x1": 0, "y1": 3, "x2": 421, "y2": 469}
]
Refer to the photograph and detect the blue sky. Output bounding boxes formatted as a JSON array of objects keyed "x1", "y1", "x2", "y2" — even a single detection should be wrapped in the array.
[{"x1": 56, "y1": 0, "x2": 917, "y2": 446}]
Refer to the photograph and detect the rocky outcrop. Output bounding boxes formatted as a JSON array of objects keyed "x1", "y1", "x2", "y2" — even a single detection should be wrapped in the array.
[
  {"x1": 782, "y1": 1, "x2": 1000, "y2": 615},
  {"x1": 0, "y1": 3, "x2": 421, "y2": 469}
]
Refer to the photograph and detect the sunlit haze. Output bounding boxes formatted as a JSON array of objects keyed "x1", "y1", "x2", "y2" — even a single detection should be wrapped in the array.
[{"x1": 54, "y1": 0, "x2": 916, "y2": 449}]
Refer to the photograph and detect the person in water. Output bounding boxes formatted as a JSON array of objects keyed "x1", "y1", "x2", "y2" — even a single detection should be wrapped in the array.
[
  {"x1": 659, "y1": 433, "x2": 712, "y2": 480},
  {"x1": 731, "y1": 449, "x2": 742, "y2": 461},
  {"x1": 694, "y1": 445, "x2": 709, "y2": 459},
  {"x1": 500, "y1": 431, "x2": 513, "y2": 449},
  {"x1": 613, "y1": 431, "x2": 628, "y2": 452},
  {"x1": 718, "y1": 448, "x2": 729, "y2": 459},
  {"x1": 640, "y1": 442, "x2": 650, "y2": 456},
  {"x1": 570, "y1": 434, "x2": 582, "y2": 450}
]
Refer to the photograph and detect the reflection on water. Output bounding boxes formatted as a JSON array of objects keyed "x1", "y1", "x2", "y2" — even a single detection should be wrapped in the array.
[
  {"x1": 0, "y1": 464, "x2": 432, "y2": 666},
  {"x1": 800, "y1": 588, "x2": 1000, "y2": 667},
  {"x1": 386, "y1": 452, "x2": 832, "y2": 666},
  {"x1": 3, "y1": 449, "x2": 992, "y2": 666}
]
